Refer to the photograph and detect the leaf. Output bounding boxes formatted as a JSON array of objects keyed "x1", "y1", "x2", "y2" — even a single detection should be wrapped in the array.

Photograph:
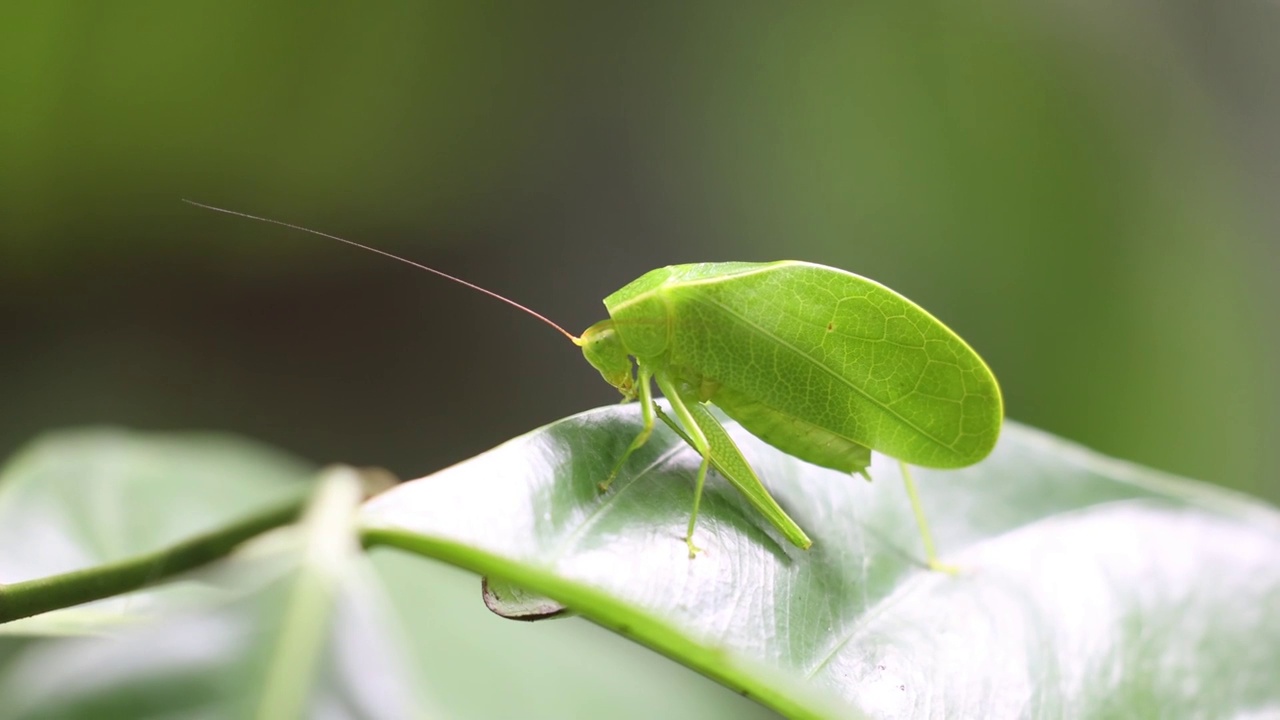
[
  {"x1": 482, "y1": 575, "x2": 570, "y2": 620},
  {"x1": 0, "y1": 429, "x2": 777, "y2": 719},
  {"x1": 0, "y1": 469, "x2": 429, "y2": 719},
  {"x1": 0, "y1": 428, "x2": 313, "y2": 634},
  {"x1": 377, "y1": 552, "x2": 777, "y2": 719},
  {"x1": 362, "y1": 404, "x2": 1280, "y2": 719}
]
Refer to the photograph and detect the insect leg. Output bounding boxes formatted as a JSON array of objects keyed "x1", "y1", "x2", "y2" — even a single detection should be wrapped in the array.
[
  {"x1": 655, "y1": 403, "x2": 813, "y2": 550},
  {"x1": 653, "y1": 372, "x2": 712, "y2": 558},
  {"x1": 599, "y1": 365, "x2": 655, "y2": 492},
  {"x1": 899, "y1": 460, "x2": 958, "y2": 574}
]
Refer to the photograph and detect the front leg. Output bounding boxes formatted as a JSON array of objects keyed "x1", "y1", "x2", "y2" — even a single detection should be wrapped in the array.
[
  {"x1": 653, "y1": 372, "x2": 717, "y2": 557},
  {"x1": 599, "y1": 365, "x2": 654, "y2": 492}
]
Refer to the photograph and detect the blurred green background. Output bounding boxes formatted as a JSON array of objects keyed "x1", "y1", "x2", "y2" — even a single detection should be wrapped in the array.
[{"x1": 1, "y1": 1, "x2": 1276, "y2": 505}]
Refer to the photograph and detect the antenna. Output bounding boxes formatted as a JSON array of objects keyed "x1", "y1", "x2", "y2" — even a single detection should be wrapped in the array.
[{"x1": 182, "y1": 199, "x2": 580, "y2": 343}]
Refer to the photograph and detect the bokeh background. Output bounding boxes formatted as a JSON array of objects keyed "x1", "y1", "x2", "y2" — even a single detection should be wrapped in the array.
[{"x1": 3, "y1": 2, "x2": 1277, "y2": 507}]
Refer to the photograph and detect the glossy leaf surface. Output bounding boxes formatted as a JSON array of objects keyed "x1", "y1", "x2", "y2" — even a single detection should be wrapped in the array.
[
  {"x1": 363, "y1": 404, "x2": 1280, "y2": 719},
  {"x1": 0, "y1": 429, "x2": 772, "y2": 719}
]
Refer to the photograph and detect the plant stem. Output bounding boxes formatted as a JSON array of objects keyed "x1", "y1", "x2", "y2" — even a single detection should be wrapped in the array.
[{"x1": 0, "y1": 496, "x2": 306, "y2": 624}]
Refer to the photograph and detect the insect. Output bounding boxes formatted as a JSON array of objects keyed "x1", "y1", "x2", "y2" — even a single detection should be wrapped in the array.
[{"x1": 186, "y1": 200, "x2": 1003, "y2": 570}]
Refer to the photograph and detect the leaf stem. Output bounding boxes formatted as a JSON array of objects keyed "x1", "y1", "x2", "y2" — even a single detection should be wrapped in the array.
[{"x1": 0, "y1": 495, "x2": 306, "y2": 624}]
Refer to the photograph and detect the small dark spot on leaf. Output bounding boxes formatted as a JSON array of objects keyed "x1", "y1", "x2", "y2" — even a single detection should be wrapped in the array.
[{"x1": 827, "y1": 323, "x2": 835, "y2": 331}]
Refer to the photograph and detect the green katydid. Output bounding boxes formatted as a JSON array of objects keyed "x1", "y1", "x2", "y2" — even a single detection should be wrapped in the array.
[{"x1": 186, "y1": 200, "x2": 1003, "y2": 570}]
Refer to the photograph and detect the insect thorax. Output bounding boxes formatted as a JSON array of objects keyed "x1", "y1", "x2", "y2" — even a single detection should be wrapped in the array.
[{"x1": 603, "y1": 289, "x2": 671, "y2": 360}]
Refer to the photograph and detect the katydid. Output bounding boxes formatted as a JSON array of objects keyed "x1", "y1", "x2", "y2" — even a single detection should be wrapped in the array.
[{"x1": 185, "y1": 200, "x2": 1004, "y2": 569}]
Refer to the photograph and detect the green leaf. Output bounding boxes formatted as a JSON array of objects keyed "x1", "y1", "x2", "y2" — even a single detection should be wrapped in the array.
[
  {"x1": 0, "y1": 429, "x2": 775, "y2": 718},
  {"x1": 376, "y1": 552, "x2": 778, "y2": 719},
  {"x1": 0, "y1": 428, "x2": 313, "y2": 634},
  {"x1": 362, "y1": 404, "x2": 1280, "y2": 719},
  {"x1": 0, "y1": 468, "x2": 429, "y2": 719}
]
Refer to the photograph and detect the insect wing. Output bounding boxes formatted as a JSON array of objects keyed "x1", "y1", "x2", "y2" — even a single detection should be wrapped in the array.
[{"x1": 659, "y1": 262, "x2": 1002, "y2": 470}]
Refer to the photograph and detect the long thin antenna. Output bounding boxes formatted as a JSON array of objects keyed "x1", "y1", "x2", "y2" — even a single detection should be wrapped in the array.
[{"x1": 183, "y1": 199, "x2": 580, "y2": 343}]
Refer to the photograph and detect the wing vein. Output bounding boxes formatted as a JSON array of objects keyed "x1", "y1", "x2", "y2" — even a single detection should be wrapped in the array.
[{"x1": 695, "y1": 296, "x2": 955, "y2": 453}]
